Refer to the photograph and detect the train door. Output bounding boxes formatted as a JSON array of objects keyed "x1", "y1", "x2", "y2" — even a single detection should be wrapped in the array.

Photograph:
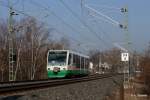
[{"x1": 68, "y1": 53, "x2": 73, "y2": 67}]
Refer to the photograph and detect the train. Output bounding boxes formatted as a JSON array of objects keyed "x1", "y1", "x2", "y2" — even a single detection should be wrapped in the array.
[{"x1": 47, "y1": 50, "x2": 90, "y2": 78}]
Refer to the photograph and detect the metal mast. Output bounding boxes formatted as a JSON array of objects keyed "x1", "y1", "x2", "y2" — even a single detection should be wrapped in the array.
[
  {"x1": 8, "y1": 0, "x2": 16, "y2": 81},
  {"x1": 121, "y1": 6, "x2": 131, "y2": 83}
]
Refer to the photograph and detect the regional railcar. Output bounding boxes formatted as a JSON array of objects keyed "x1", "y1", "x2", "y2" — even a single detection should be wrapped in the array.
[{"x1": 47, "y1": 50, "x2": 89, "y2": 78}]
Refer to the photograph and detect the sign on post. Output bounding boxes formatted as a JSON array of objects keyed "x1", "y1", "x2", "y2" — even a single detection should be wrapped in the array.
[{"x1": 121, "y1": 53, "x2": 129, "y2": 61}]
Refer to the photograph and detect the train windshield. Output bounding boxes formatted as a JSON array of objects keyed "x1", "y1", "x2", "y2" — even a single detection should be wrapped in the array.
[{"x1": 48, "y1": 51, "x2": 67, "y2": 66}]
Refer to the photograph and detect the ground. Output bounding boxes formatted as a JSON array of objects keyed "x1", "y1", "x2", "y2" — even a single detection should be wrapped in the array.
[{"x1": 106, "y1": 77, "x2": 149, "y2": 100}]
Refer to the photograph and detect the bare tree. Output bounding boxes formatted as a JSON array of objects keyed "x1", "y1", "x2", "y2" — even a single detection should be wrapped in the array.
[
  {"x1": 140, "y1": 42, "x2": 150, "y2": 95},
  {"x1": 15, "y1": 17, "x2": 51, "y2": 80},
  {"x1": 0, "y1": 17, "x2": 71, "y2": 81},
  {"x1": 0, "y1": 20, "x2": 9, "y2": 82}
]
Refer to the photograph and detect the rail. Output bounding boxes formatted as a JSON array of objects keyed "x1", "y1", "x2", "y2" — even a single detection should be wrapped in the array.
[{"x1": 0, "y1": 73, "x2": 122, "y2": 96}]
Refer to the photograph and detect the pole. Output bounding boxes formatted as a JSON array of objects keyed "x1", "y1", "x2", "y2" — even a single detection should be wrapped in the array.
[
  {"x1": 122, "y1": 6, "x2": 131, "y2": 81},
  {"x1": 8, "y1": 0, "x2": 14, "y2": 81},
  {"x1": 122, "y1": 6, "x2": 133, "y2": 100},
  {"x1": 8, "y1": 0, "x2": 17, "y2": 81}
]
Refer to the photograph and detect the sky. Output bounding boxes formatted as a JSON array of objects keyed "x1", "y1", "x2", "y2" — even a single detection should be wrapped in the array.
[{"x1": 0, "y1": 0, "x2": 150, "y2": 53}]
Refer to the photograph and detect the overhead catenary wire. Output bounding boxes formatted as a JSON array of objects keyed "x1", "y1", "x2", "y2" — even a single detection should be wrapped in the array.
[
  {"x1": 89, "y1": 13, "x2": 118, "y2": 27},
  {"x1": 29, "y1": 0, "x2": 95, "y2": 44},
  {"x1": 0, "y1": 1, "x2": 82, "y2": 44},
  {"x1": 27, "y1": 0, "x2": 109, "y2": 49},
  {"x1": 49, "y1": 27, "x2": 103, "y2": 53},
  {"x1": 32, "y1": 0, "x2": 119, "y2": 51},
  {"x1": 86, "y1": 17, "x2": 115, "y2": 45},
  {"x1": 85, "y1": 4, "x2": 120, "y2": 26},
  {"x1": 29, "y1": 0, "x2": 105, "y2": 51},
  {"x1": 90, "y1": 19, "x2": 114, "y2": 44},
  {"x1": 0, "y1": 1, "x2": 99, "y2": 52},
  {"x1": 87, "y1": 4, "x2": 121, "y2": 10},
  {"x1": 53, "y1": 29, "x2": 100, "y2": 50},
  {"x1": 50, "y1": 28, "x2": 94, "y2": 52},
  {"x1": 58, "y1": 0, "x2": 112, "y2": 48},
  {"x1": 2, "y1": 0, "x2": 109, "y2": 50},
  {"x1": 85, "y1": 3, "x2": 126, "y2": 47}
]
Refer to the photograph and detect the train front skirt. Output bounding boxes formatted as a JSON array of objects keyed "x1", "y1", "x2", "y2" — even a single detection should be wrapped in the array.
[{"x1": 47, "y1": 70, "x2": 88, "y2": 78}]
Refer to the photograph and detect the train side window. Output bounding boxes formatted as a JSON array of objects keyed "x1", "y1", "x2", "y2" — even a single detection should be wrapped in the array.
[
  {"x1": 87, "y1": 59, "x2": 89, "y2": 69},
  {"x1": 81, "y1": 57, "x2": 84, "y2": 69},
  {"x1": 68, "y1": 54, "x2": 71, "y2": 65},
  {"x1": 84, "y1": 58, "x2": 85, "y2": 69},
  {"x1": 85, "y1": 59, "x2": 87, "y2": 68},
  {"x1": 76, "y1": 55, "x2": 80, "y2": 68},
  {"x1": 73, "y1": 54, "x2": 76, "y2": 66},
  {"x1": 68, "y1": 53, "x2": 72, "y2": 65},
  {"x1": 85, "y1": 59, "x2": 89, "y2": 69}
]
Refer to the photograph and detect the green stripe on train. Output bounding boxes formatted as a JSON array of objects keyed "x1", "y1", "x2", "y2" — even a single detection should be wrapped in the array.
[{"x1": 47, "y1": 70, "x2": 88, "y2": 78}]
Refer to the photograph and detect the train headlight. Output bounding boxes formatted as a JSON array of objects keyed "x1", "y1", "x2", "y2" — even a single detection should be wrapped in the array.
[
  {"x1": 63, "y1": 68, "x2": 66, "y2": 70},
  {"x1": 48, "y1": 68, "x2": 50, "y2": 70}
]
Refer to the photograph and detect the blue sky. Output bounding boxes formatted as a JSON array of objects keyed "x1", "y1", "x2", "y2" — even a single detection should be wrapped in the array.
[{"x1": 0, "y1": 0, "x2": 150, "y2": 53}]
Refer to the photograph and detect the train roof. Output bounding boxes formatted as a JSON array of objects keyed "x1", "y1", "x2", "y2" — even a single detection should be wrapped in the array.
[{"x1": 48, "y1": 50, "x2": 89, "y2": 58}]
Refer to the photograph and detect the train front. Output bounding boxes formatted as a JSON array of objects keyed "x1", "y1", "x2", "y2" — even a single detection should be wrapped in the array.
[{"x1": 47, "y1": 50, "x2": 68, "y2": 78}]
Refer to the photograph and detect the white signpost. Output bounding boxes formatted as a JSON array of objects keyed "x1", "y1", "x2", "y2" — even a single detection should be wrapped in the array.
[{"x1": 121, "y1": 53, "x2": 129, "y2": 61}]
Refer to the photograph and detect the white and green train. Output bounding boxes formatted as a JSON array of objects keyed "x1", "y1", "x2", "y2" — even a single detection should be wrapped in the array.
[{"x1": 47, "y1": 50, "x2": 89, "y2": 78}]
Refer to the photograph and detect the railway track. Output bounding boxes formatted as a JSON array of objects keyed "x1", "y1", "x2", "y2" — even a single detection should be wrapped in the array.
[{"x1": 0, "y1": 73, "x2": 122, "y2": 96}]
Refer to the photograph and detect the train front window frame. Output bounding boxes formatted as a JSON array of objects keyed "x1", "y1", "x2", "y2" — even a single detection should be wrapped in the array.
[{"x1": 48, "y1": 51, "x2": 67, "y2": 66}]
